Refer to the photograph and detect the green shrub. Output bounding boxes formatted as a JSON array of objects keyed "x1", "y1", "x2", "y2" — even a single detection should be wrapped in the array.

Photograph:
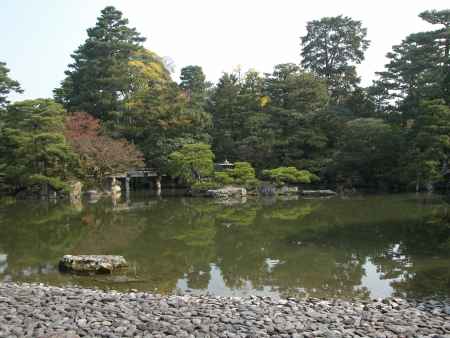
[
  {"x1": 214, "y1": 162, "x2": 260, "y2": 189},
  {"x1": 262, "y1": 166, "x2": 319, "y2": 186},
  {"x1": 226, "y1": 162, "x2": 256, "y2": 184},
  {"x1": 191, "y1": 179, "x2": 221, "y2": 191},
  {"x1": 190, "y1": 161, "x2": 261, "y2": 190},
  {"x1": 243, "y1": 178, "x2": 261, "y2": 190},
  {"x1": 214, "y1": 171, "x2": 234, "y2": 185}
]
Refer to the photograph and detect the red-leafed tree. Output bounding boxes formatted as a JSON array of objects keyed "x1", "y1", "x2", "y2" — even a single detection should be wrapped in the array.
[
  {"x1": 65, "y1": 112, "x2": 144, "y2": 183},
  {"x1": 64, "y1": 112, "x2": 100, "y2": 139}
]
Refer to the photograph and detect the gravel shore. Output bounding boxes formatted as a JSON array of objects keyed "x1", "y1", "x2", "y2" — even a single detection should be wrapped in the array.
[{"x1": 0, "y1": 283, "x2": 449, "y2": 338}]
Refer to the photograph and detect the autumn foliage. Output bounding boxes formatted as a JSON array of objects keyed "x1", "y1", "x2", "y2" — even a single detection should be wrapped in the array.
[{"x1": 65, "y1": 112, "x2": 144, "y2": 181}]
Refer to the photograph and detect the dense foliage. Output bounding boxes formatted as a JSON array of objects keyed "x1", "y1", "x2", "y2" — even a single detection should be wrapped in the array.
[
  {"x1": 215, "y1": 162, "x2": 259, "y2": 189},
  {"x1": 0, "y1": 100, "x2": 78, "y2": 194},
  {"x1": 262, "y1": 167, "x2": 319, "y2": 186},
  {"x1": 168, "y1": 143, "x2": 214, "y2": 184},
  {"x1": 54, "y1": 6, "x2": 146, "y2": 118},
  {"x1": 301, "y1": 15, "x2": 370, "y2": 102},
  {"x1": 1, "y1": 6, "x2": 449, "y2": 195}
]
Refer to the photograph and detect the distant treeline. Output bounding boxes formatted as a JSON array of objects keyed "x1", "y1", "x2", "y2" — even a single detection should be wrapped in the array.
[{"x1": 0, "y1": 6, "x2": 449, "y2": 195}]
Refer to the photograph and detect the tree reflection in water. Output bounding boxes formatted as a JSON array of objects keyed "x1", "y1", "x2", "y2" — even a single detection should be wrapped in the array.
[{"x1": 0, "y1": 193, "x2": 448, "y2": 299}]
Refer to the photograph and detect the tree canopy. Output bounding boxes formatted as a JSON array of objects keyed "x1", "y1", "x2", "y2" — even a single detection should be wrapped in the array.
[
  {"x1": 0, "y1": 99, "x2": 78, "y2": 193},
  {"x1": 262, "y1": 167, "x2": 319, "y2": 185},
  {"x1": 168, "y1": 143, "x2": 215, "y2": 184},
  {"x1": 54, "y1": 6, "x2": 146, "y2": 119},
  {"x1": 2, "y1": 6, "x2": 450, "y2": 195},
  {"x1": 301, "y1": 16, "x2": 370, "y2": 101}
]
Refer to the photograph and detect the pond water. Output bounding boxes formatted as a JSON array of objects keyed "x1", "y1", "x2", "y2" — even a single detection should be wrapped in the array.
[{"x1": 0, "y1": 193, "x2": 449, "y2": 299}]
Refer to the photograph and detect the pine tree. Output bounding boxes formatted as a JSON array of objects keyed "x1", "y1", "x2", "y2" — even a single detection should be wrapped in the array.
[
  {"x1": 180, "y1": 65, "x2": 207, "y2": 108},
  {"x1": 0, "y1": 61, "x2": 22, "y2": 108},
  {"x1": 0, "y1": 100, "x2": 78, "y2": 193},
  {"x1": 300, "y1": 16, "x2": 370, "y2": 102},
  {"x1": 375, "y1": 10, "x2": 450, "y2": 121},
  {"x1": 55, "y1": 6, "x2": 145, "y2": 119},
  {"x1": 419, "y1": 10, "x2": 450, "y2": 104}
]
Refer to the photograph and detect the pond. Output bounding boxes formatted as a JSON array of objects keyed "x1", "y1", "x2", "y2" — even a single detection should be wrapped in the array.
[{"x1": 0, "y1": 193, "x2": 449, "y2": 299}]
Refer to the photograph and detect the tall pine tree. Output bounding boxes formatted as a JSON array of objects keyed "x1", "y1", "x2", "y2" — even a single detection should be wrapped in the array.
[
  {"x1": 300, "y1": 16, "x2": 370, "y2": 103},
  {"x1": 54, "y1": 6, "x2": 145, "y2": 119},
  {"x1": 375, "y1": 10, "x2": 450, "y2": 121}
]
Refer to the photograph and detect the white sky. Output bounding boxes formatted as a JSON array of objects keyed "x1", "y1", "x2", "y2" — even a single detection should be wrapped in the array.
[{"x1": 1, "y1": 0, "x2": 449, "y2": 100}]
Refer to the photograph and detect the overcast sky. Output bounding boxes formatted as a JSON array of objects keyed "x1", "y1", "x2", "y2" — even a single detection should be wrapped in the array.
[{"x1": 1, "y1": 0, "x2": 448, "y2": 101}]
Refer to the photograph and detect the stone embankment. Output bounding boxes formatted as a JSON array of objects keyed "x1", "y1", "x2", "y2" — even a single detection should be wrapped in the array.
[{"x1": 0, "y1": 283, "x2": 449, "y2": 338}]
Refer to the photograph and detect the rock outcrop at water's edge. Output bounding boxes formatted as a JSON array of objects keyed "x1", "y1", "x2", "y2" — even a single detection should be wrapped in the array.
[
  {"x1": 59, "y1": 255, "x2": 128, "y2": 274},
  {"x1": 0, "y1": 283, "x2": 449, "y2": 338},
  {"x1": 206, "y1": 186, "x2": 247, "y2": 199}
]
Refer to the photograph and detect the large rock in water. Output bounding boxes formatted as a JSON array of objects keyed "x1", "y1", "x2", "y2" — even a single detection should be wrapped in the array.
[
  {"x1": 59, "y1": 255, "x2": 128, "y2": 274},
  {"x1": 206, "y1": 186, "x2": 247, "y2": 199}
]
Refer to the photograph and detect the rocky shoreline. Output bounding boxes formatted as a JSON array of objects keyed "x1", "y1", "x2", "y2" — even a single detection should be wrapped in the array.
[{"x1": 0, "y1": 283, "x2": 449, "y2": 338}]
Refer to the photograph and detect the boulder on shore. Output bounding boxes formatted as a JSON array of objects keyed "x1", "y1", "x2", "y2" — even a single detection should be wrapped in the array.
[
  {"x1": 206, "y1": 186, "x2": 247, "y2": 199},
  {"x1": 278, "y1": 186, "x2": 299, "y2": 195},
  {"x1": 59, "y1": 255, "x2": 128, "y2": 274}
]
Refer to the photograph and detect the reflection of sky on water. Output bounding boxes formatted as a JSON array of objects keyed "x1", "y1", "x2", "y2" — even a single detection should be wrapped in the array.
[
  {"x1": 265, "y1": 258, "x2": 282, "y2": 273},
  {"x1": 176, "y1": 258, "x2": 399, "y2": 298},
  {"x1": 360, "y1": 258, "x2": 397, "y2": 299},
  {"x1": 177, "y1": 258, "x2": 400, "y2": 299},
  {"x1": 0, "y1": 254, "x2": 7, "y2": 274},
  {"x1": 177, "y1": 263, "x2": 281, "y2": 298}
]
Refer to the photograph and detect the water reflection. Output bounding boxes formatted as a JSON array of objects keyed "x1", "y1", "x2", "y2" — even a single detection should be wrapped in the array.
[
  {"x1": 0, "y1": 254, "x2": 7, "y2": 274},
  {"x1": 0, "y1": 193, "x2": 448, "y2": 299}
]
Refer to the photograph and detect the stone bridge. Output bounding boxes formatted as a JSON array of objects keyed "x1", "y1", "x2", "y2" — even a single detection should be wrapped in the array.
[{"x1": 109, "y1": 168, "x2": 165, "y2": 197}]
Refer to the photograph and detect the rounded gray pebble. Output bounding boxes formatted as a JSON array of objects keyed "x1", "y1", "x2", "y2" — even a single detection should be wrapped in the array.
[{"x1": 0, "y1": 282, "x2": 448, "y2": 337}]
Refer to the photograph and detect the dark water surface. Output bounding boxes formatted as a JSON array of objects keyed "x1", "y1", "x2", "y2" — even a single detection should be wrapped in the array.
[{"x1": 0, "y1": 193, "x2": 449, "y2": 299}]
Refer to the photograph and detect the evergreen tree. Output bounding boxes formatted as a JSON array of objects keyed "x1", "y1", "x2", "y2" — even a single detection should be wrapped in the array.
[
  {"x1": 55, "y1": 6, "x2": 211, "y2": 173},
  {"x1": 264, "y1": 65, "x2": 330, "y2": 172},
  {"x1": 0, "y1": 100, "x2": 78, "y2": 193},
  {"x1": 402, "y1": 100, "x2": 450, "y2": 191},
  {"x1": 373, "y1": 10, "x2": 450, "y2": 190},
  {"x1": 168, "y1": 143, "x2": 215, "y2": 184},
  {"x1": 234, "y1": 70, "x2": 275, "y2": 169},
  {"x1": 331, "y1": 118, "x2": 404, "y2": 188},
  {"x1": 419, "y1": 10, "x2": 450, "y2": 104},
  {"x1": 209, "y1": 72, "x2": 242, "y2": 161},
  {"x1": 300, "y1": 16, "x2": 370, "y2": 102},
  {"x1": 262, "y1": 166, "x2": 319, "y2": 185},
  {"x1": 0, "y1": 61, "x2": 22, "y2": 109},
  {"x1": 375, "y1": 10, "x2": 450, "y2": 121},
  {"x1": 54, "y1": 6, "x2": 145, "y2": 119},
  {"x1": 180, "y1": 65, "x2": 208, "y2": 108}
]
